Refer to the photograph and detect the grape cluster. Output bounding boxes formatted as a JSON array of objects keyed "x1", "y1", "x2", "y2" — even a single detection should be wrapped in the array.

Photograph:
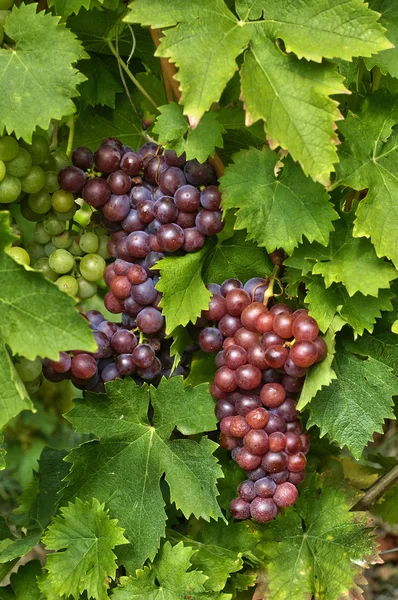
[
  {"x1": 42, "y1": 309, "x2": 194, "y2": 391},
  {"x1": 197, "y1": 277, "x2": 327, "y2": 523},
  {"x1": 57, "y1": 138, "x2": 223, "y2": 315},
  {"x1": 2, "y1": 134, "x2": 109, "y2": 299}
]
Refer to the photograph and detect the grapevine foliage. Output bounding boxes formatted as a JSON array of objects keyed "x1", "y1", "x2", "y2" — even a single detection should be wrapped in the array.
[{"x1": 0, "y1": 0, "x2": 397, "y2": 598}]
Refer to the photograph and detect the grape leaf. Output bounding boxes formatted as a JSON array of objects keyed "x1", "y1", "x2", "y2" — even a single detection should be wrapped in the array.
[
  {"x1": 297, "y1": 316, "x2": 344, "y2": 411},
  {"x1": 184, "y1": 351, "x2": 217, "y2": 388},
  {"x1": 78, "y1": 54, "x2": 123, "y2": 108},
  {"x1": 365, "y1": 0, "x2": 398, "y2": 78},
  {"x1": 154, "y1": 103, "x2": 224, "y2": 162},
  {"x1": 48, "y1": 0, "x2": 91, "y2": 18},
  {"x1": 0, "y1": 341, "x2": 33, "y2": 431},
  {"x1": 112, "y1": 541, "x2": 207, "y2": 599},
  {"x1": 307, "y1": 350, "x2": 398, "y2": 457},
  {"x1": 0, "y1": 213, "x2": 96, "y2": 360},
  {"x1": 0, "y1": 436, "x2": 5, "y2": 471},
  {"x1": 10, "y1": 560, "x2": 43, "y2": 600},
  {"x1": 336, "y1": 92, "x2": 398, "y2": 269},
  {"x1": 0, "y1": 533, "x2": 41, "y2": 566},
  {"x1": 168, "y1": 520, "x2": 261, "y2": 592},
  {"x1": 73, "y1": 95, "x2": 145, "y2": 151},
  {"x1": 220, "y1": 148, "x2": 338, "y2": 253},
  {"x1": 371, "y1": 486, "x2": 398, "y2": 524},
  {"x1": 61, "y1": 378, "x2": 223, "y2": 570},
  {"x1": 156, "y1": 246, "x2": 211, "y2": 334},
  {"x1": 0, "y1": 4, "x2": 86, "y2": 142},
  {"x1": 238, "y1": 0, "x2": 392, "y2": 62},
  {"x1": 256, "y1": 472, "x2": 379, "y2": 600},
  {"x1": 43, "y1": 498, "x2": 127, "y2": 600}
]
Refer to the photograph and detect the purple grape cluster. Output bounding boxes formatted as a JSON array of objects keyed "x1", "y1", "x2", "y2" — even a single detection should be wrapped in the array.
[
  {"x1": 42, "y1": 310, "x2": 194, "y2": 391},
  {"x1": 197, "y1": 277, "x2": 327, "y2": 523}
]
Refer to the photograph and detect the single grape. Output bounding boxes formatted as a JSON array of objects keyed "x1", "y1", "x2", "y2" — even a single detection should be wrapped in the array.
[
  {"x1": 49, "y1": 249, "x2": 74, "y2": 274},
  {"x1": 71, "y1": 354, "x2": 97, "y2": 380},
  {"x1": 158, "y1": 167, "x2": 186, "y2": 195},
  {"x1": 7, "y1": 246, "x2": 30, "y2": 266},
  {"x1": 132, "y1": 344, "x2": 155, "y2": 368},
  {"x1": 58, "y1": 166, "x2": 86, "y2": 193},
  {"x1": 110, "y1": 275, "x2": 131, "y2": 299},
  {"x1": 285, "y1": 432, "x2": 302, "y2": 455},
  {"x1": 219, "y1": 432, "x2": 238, "y2": 450},
  {"x1": 229, "y1": 415, "x2": 251, "y2": 438},
  {"x1": 268, "y1": 432, "x2": 286, "y2": 452},
  {"x1": 101, "y1": 362, "x2": 120, "y2": 382},
  {"x1": 104, "y1": 292, "x2": 123, "y2": 314},
  {"x1": 236, "y1": 448, "x2": 262, "y2": 470},
  {"x1": 181, "y1": 227, "x2": 205, "y2": 252},
  {"x1": 33, "y1": 223, "x2": 51, "y2": 245},
  {"x1": 195, "y1": 209, "x2": 223, "y2": 235},
  {"x1": 283, "y1": 357, "x2": 308, "y2": 378},
  {"x1": 245, "y1": 407, "x2": 269, "y2": 429},
  {"x1": 115, "y1": 354, "x2": 136, "y2": 376},
  {"x1": 80, "y1": 253, "x2": 106, "y2": 281},
  {"x1": 223, "y1": 345, "x2": 247, "y2": 369},
  {"x1": 264, "y1": 414, "x2": 287, "y2": 434},
  {"x1": 72, "y1": 146, "x2": 94, "y2": 170},
  {"x1": 184, "y1": 159, "x2": 214, "y2": 186},
  {"x1": 270, "y1": 303, "x2": 293, "y2": 316},
  {"x1": 238, "y1": 480, "x2": 257, "y2": 502},
  {"x1": 273, "y1": 313, "x2": 294, "y2": 339},
  {"x1": 244, "y1": 277, "x2": 269, "y2": 302},
  {"x1": 77, "y1": 277, "x2": 97, "y2": 299},
  {"x1": 218, "y1": 314, "x2": 241, "y2": 337},
  {"x1": 225, "y1": 289, "x2": 251, "y2": 317},
  {"x1": 94, "y1": 145, "x2": 121, "y2": 173},
  {"x1": 281, "y1": 375, "x2": 305, "y2": 393},
  {"x1": 287, "y1": 453, "x2": 307, "y2": 472},
  {"x1": 235, "y1": 394, "x2": 261, "y2": 416},
  {"x1": 254, "y1": 477, "x2": 277, "y2": 498},
  {"x1": 174, "y1": 185, "x2": 200, "y2": 212},
  {"x1": 229, "y1": 498, "x2": 251, "y2": 520},
  {"x1": 137, "y1": 357, "x2": 162, "y2": 381},
  {"x1": 264, "y1": 345, "x2": 288, "y2": 369},
  {"x1": 243, "y1": 429, "x2": 269, "y2": 455},
  {"x1": 156, "y1": 223, "x2": 184, "y2": 252},
  {"x1": 288, "y1": 470, "x2": 306, "y2": 486},
  {"x1": 126, "y1": 264, "x2": 148, "y2": 284},
  {"x1": 198, "y1": 327, "x2": 223, "y2": 353},
  {"x1": 79, "y1": 232, "x2": 99, "y2": 254},
  {"x1": 241, "y1": 302, "x2": 268, "y2": 332},
  {"x1": 260, "y1": 383, "x2": 286, "y2": 408},
  {"x1": 215, "y1": 398, "x2": 236, "y2": 419},
  {"x1": 0, "y1": 136, "x2": 19, "y2": 161},
  {"x1": 289, "y1": 341, "x2": 318, "y2": 368},
  {"x1": 111, "y1": 329, "x2": 138, "y2": 354},
  {"x1": 103, "y1": 194, "x2": 131, "y2": 222},
  {"x1": 15, "y1": 357, "x2": 42, "y2": 382},
  {"x1": 144, "y1": 156, "x2": 168, "y2": 185},
  {"x1": 26, "y1": 241, "x2": 46, "y2": 261},
  {"x1": 21, "y1": 166, "x2": 45, "y2": 194},
  {"x1": 120, "y1": 151, "x2": 143, "y2": 175},
  {"x1": 82, "y1": 178, "x2": 111, "y2": 208},
  {"x1": 214, "y1": 366, "x2": 237, "y2": 393},
  {"x1": 235, "y1": 364, "x2": 262, "y2": 390},
  {"x1": 56, "y1": 275, "x2": 79, "y2": 296},
  {"x1": 136, "y1": 307, "x2": 165, "y2": 334},
  {"x1": 271, "y1": 398, "x2": 298, "y2": 423},
  {"x1": 52, "y1": 231, "x2": 72, "y2": 249},
  {"x1": 126, "y1": 231, "x2": 151, "y2": 258},
  {"x1": 131, "y1": 278, "x2": 157, "y2": 305},
  {"x1": 177, "y1": 211, "x2": 196, "y2": 228},
  {"x1": 292, "y1": 315, "x2": 319, "y2": 342},
  {"x1": 34, "y1": 257, "x2": 58, "y2": 281},
  {"x1": 164, "y1": 150, "x2": 186, "y2": 167},
  {"x1": 0, "y1": 174, "x2": 21, "y2": 203},
  {"x1": 200, "y1": 185, "x2": 221, "y2": 210},
  {"x1": 313, "y1": 336, "x2": 327, "y2": 362},
  {"x1": 262, "y1": 451, "x2": 288, "y2": 473},
  {"x1": 50, "y1": 352, "x2": 71, "y2": 374},
  {"x1": 233, "y1": 328, "x2": 259, "y2": 350},
  {"x1": 246, "y1": 467, "x2": 267, "y2": 482}
]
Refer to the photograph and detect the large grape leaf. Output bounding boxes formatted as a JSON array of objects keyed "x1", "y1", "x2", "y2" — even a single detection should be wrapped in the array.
[
  {"x1": 0, "y1": 213, "x2": 96, "y2": 360},
  {"x1": 0, "y1": 4, "x2": 86, "y2": 142},
  {"x1": 336, "y1": 92, "x2": 398, "y2": 269},
  {"x1": 43, "y1": 498, "x2": 127, "y2": 600},
  {"x1": 127, "y1": 0, "x2": 390, "y2": 183},
  {"x1": 256, "y1": 472, "x2": 379, "y2": 600},
  {"x1": 49, "y1": 0, "x2": 91, "y2": 18},
  {"x1": 365, "y1": 0, "x2": 398, "y2": 78},
  {"x1": 112, "y1": 541, "x2": 207, "y2": 599},
  {"x1": 10, "y1": 560, "x2": 43, "y2": 600},
  {"x1": 307, "y1": 350, "x2": 398, "y2": 457},
  {"x1": 0, "y1": 341, "x2": 33, "y2": 431},
  {"x1": 78, "y1": 54, "x2": 123, "y2": 109},
  {"x1": 220, "y1": 147, "x2": 338, "y2": 253},
  {"x1": 61, "y1": 378, "x2": 223, "y2": 570}
]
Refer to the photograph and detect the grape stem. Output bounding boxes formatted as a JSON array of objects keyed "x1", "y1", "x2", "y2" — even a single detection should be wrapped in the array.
[
  {"x1": 107, "y1": 39, "x2": 158, "y2": 110},
  {"x1": 49, "y1": 121, "x2": 59, "y2": 152},
  {"x1": 262, "y1": 265, "x2": 280, "y2": 305},
  {"x1": 351, "y1": 463, "x2": 398, "y2": 512},
  {"x1": 65, "y1": 117, "x2": 75, "y2": 158}
]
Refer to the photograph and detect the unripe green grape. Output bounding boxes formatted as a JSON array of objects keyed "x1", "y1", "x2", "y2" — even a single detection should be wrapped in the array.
[
  {"x1": 43, "y1": 171, "x2": 59, "y2": 194},
  {"x1": 79, "y1": 232, "x2": 99, "y2": 254},
  {"x1": 0, "y1": 159, "x2": 5, "y2": 182},
  {"x1": 52, "y1": 150, "x2": 70, "y2": 172},
  {"x1": 0, "y1": 136, "x2": 19, "y2": 161},
  {"x1": 5, "y1": 147, "x2": 32, "y2": 177},
  {"x1": 44, "y1": 241, "x2": 57, "y2": 257},
  {"x1": 28, "y1": 189, "x2": 52, "y2": 214},
  {"x1": 33, "y1": 222, "x2": 51, "y2": 245},
  {"x1": 0, "y1": 174, "x2": 21, "y2": 203},
  {"x1": 0, "y1": 10, "x2": 10, "y2": 27},
  {"x1": 21, "y1": 166, "x2": 45, "y2": 194},
  {"x1": 79, "y1": 253, "x2": 106, "y2": 282},
  {"x1": 51, "y1": 189, "x2": 75, "y2": 212},
  {"x1": 91, "y1": 224, "x2": 107, "y2": 237},
  {"x1": 15, "y1": 357, "x2": 42, "y2": 382},
  {"x1": 7, "y1": 246, "x2": 30, "y2": 266},
  {"x1": 77, "y1": 276, "x2": 97, "y2": 299},
  {"x1": 43, "y1": 213, "x2": 65, "y2": 236},
  {"x1": 56, "y1": 275, "x2": 78, "y2": 296},
  {"x1": 20, "y1": 197, "x2": 43, "y2": 222},
  {"x1": 21, "y1": 134, "x2": 50, "y2": 165},
  {"x1": 68, "y1": 235, "x2": 84, "y2": 257},
  {"x1": 11, "y1": 223, "x2": 23, "y2": 246},
  {"x1": 49, "y1": 249, "x2": 74, "y2": 274},
  {"x1": 54, "y1": 204, "x2": 77, "y2": 222},
  {"x1": 26, "y1": 241, "x2": 46, "y2": 261},
  {"x1": 40, "y1": 154, "x2": 56, "y2": 172},
  {"x1": 34, "y1": 257, "x2": 58, "y2": 282},
  {"x1": 97, "y1": 235, "x2": 111, "y2": 260},
  {"x1": 24, "y1": 374, "x2": 43, "y2": 395},
  {"x1": 52, "y1": 230, "x2": 72, "y2": 249}
]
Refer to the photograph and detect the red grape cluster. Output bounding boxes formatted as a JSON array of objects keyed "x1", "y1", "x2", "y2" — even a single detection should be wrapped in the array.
[
  {"x1": 197, "y1": 277, "x2": 327, "y2": 523},
  {"x1": 42, "y1": 310, "x2": 194, "y2": 392}
]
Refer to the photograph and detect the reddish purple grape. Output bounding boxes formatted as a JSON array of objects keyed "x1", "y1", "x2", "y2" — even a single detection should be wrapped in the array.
[
  {"x1": 223, "y1": 345, "x2": 247, "y2": 369},
  {"x1": 236, "y1": 448, "x2": 262, "y2": 470},
  {"x1": 288, "y1": 470, "x2": 306, "y2": 485},
  {"x1": 126, "y1": 264, "x2": 147, "y2": 284},
  {"x1": 238, "y1": 480, "x2": 256, "y2": 502},
  {"x1": 268, "y1": 432, "x2": 286, "y2": 452},
  {"x1": 195, "y1": 209, "x2": 223, "y2": 235},
  {"x1": 244, "y1": 278, "x2": 269, "y2": 302},
  {"x1": 154, "y1": 196, "x2": 178, "y2": 223},
  {"x1": 286, "y1": 420, "x2": 303, "y2": 434},
  {"x1": 264, "y1": 413, "x2": 287, "y2": 434},
  {"x1": 92, "y1": 331, "x2": 112, "y2": 359},
  {"x1": 220, "y1": 279, "x2": 242, "y2": 296},
  {"x1": 229, "y1": 498, "x2": 251, "y2": 520},
  {"x1": 182, "y1": 228, "x2": 206, "y2": 252},
  {"x1": 235, "y1": 364, "x2": 262, "y2": 390},
  {"x1": 264, "y1": 345, "x2": 288, "y2": 369},
  {"x1": 199, "y1": 327, "x2": 223, "y2": 353},
  {"x1": 270, "y1": 303, "x2": 292, "y2": 316},
  {"x1": 58, "y1": 166, "x2": 86, "y2": 193},
  {"x1": 273, "y1": 313, "x2": 294, "y2": 339},
  {"x1": 111, "y1": 329, "x2": 137, "y2": 354},
  {"x1": 246, "y1": 467, "x2": 266, "y2": 482},
  {"x1": 313, "y1": 336, "x2": 327, "y2": 362},
  {"x1": 184, "y1": 159, "x2": 214, "y2": 186},
  {"x1": 260, "y1": 382, "x2": 286, "y2": 408},
  {"x1": 225, "y1": 289, "x2": 251, "y2": 317},
  {"x1": 255, "y1": 312, "x2": 274, "y2": 334},
  {"x1": 235, "y1": 394, "x2": 261, "y2": 416},
  {"x1": 71, "y1": 354, "x2": 97, "y2": 380},
  {"x1": 110, "y1": 275, "x2": 131, "y2": 300},
  {"x1": 94, "y1": 145, "x2": 121, "y2": 173},
  {"x1": 144, "y1": 156, "x2": 168, "y2": 185},
  {"x1": 285, "y1": 432, "x2": 303, "y2": 454},
  {"x1": 218, "y1": 314, "x2": 242, "y2": 337},
  {"x1": 289, "y1": 341, "x2": 318, "y2": 367},
  {"x1": 254, "y1": 477, "x2": 277, "y2": 498},
  {"x1": 271, "y1": 398, "x2": 298, "y2": 423},
  {"x1": 269, "y1": 470, "x2": 289, "y2": 484},
  {"x1": 243, "y1": 429, "x2": 269, "y2": 455},
  {"x1": 229, "y1": 415, "x2": 251, "y2": 438},
  {"x1": 107, "y1": 170, "x2": 132, "y2": 195},
  {"x1": 120, "y1": 151, "x2": 143, "y2": 175},
  {"x1": 72, "y1": 146, "x2": 94, "y2": 170},
  {"x1": 115, "y1": 354, "x2": 136, "y2": 376},
  {"x1": 177, "y1": 211, "x2": 196, "y2": 228},
  {"x1": 202, "y1": 294, "x2": 227, "y2": 321},
  {"x1": 215, "y1": 399, "x2": 236, "y2": 419},
  {"x1": 250, "y1": 497, "x2": 277, "y2": 523},
  {"x1": 136, "y1": 307, "x2": 164, "y2": 334},
  {"x1": 241, "y1": 303, "x2": 268, "y2": 332},
  {"x1": 104, "y1": 292, "x2": 123, "y2": 314},
  {"x1": 273, "y1": 482, "x2": 298, "y2": 507},
  {"x1": 261, "y1": 451, "x2": 288, "y2": 473},
  {"x1": 220, "y1": 415, "x2": 234, "y2": 435},
  {"x1": 174, "y1": 185, "x2": 200, "y2": 211},
  {"x1": 50, "y1": 352, "x2": 71, "y2": 373},
  {"x1": 247, "y1": 344, "x2": 266, "y2": 369},
  {"x1": 234, "y1": 328, "x2": 259, "y2": 350},
  {"x1": 159, "y1": 167, "x2": 186, "y2": 195},
  {"x1": 157, "y1": 223, "x2": 184, "y2": 252},
  {"x1": 287, "y1": 453, "x2": 307, "y2": 472},
  {"x1": 292, "y1": 315, "x2": 319, "y2": 342},
  {"x1": 281, "y1": 374, "x2": 305, "y2": 393},
  {"x1": 137, "y1": 200, "x2": 155, "y2": 224},
  {"x1": 101, "y1": 362, "x2": 120, "y2": 382},
  {"x1": 245, "y1": 407, "x2": 269, "y2": 429},
  {"x1": 132, "y1": 344, "x2": 155, "y2": 368},
  {"x1": 164, "y1": 149, "x2": 186, "y2": 167},
  {"x1": 200, "y1": 185, "x2": 221, "y2": 210}
]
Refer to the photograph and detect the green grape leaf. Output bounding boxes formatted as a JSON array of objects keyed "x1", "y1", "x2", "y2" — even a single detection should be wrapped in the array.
[
  {"x1": 0, "y1": 533, "x2": 41, "y2": 566},
  {"x1": 112, "y1": 541, "x2": 207, "y2": 599},
  {"x1": 0, "y1": 435, "x2": 5, "y2": 470},
  {"x1": 61, "y1": 378, "x2": 223, "y2": 570},
  {"x1": 220, "y1": 148, "x2": 338, "y2": 253},
  {"x1": 73, "y1": 95, "x2": 145, "y2": 151},
  {"x1": 304, "y1": 276, "x2": 340, "y2": 333},
  {"x1": 184, "y1": 351, "x2": 217, "y2": 388},
  {"x1": 297, "y1": 316, "x2": 344, "y2": 411},
  {"x1": 156, "y1": 246, "x2": 211, "y2": 334},
  {"x1": 10, "y1": 560, "x2": 44, "y2": 600},
  {"x1": 343, "y1": 311, "x2": 398, "y2": 376},
  {"x1": 307, "y1": 350, "x2": 398, "y2": 457},
  {"x1": 154, "y1": 103, "x2": 224, "y2": 163},
  {"x1": 371, "y1": 486, "x2": 398, "y2": 524},
  {"x1": 203, "y1": 231, "x2": 272, "y2": 284},
  {"x1": 48, "y1": 0, "x2": 90, "y2": 18},
  {"x1": 240, "y1": 28, "x2": 346, "y2": 185},
  {"x1": 168, "y1": 520, "x2": 261, "y2": 592},
  {"x1": 256, "y1": 472, "x2": 379, "y2": 600},
  {"x1": 78, "y1": 54, "x2": 123, "y2": 109},
  {"x1": 336, "y1": 92, "x2": 398, "y2": 269},
  {"x1": 0, "y1": 213, "x2": 96, "y2": 360},
  {"x1": 239, "y1": 0, "x2": 392, "y2": 62},
  {"x1": 0, "y1": 4, "x2": 86, "y2": 142},
  {"x1": 0, "y1": 341, "x2": 33, "y2": 431},
  {"x1": 365, "y1": 0, "x2": 398, "y2": 78},
  {"x1": 43, "y1": 498, "x2": 127, "y2": 600}
]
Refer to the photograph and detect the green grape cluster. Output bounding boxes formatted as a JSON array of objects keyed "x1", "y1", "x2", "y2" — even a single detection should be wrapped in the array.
[{"x1": 3, "y1": 134, "x2": 111, "y2": 299}]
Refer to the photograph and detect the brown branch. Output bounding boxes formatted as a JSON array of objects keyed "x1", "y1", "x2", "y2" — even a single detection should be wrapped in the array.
[{"x1": 351, "y1": 463, "x2": 398, "y2": 512}]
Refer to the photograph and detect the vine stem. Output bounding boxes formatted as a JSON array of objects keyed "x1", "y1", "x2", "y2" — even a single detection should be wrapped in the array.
[
  {"x1": 107, "y1": 39, "x2": 158, "y2": 110},
  {"x1": 65, "y1": 117, "x2": 75, "y2": 158},
  {"x1": 262, "y1": 265, "x2": 280, "y2": 305},
  {"x1": 351, "y1": 463, "x2": 398, "y2": 512},
  {"x1": 149, "y1": 27, "x2": 225, "y2": 179}
]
